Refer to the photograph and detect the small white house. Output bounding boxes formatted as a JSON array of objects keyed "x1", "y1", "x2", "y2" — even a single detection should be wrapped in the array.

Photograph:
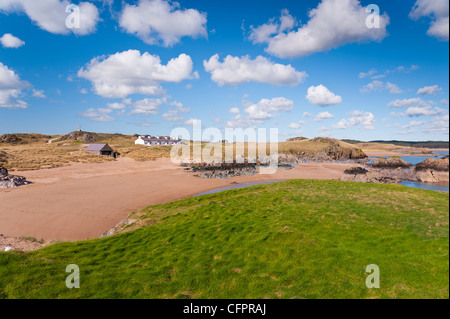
[{"x1": 135, "y1": 135, "x2": 183, "y2": 146}]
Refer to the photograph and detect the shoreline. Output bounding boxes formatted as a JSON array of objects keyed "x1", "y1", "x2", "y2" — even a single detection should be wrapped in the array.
[
  {"x1": 0, "y1": 157, "x2": 356, "y2": 244},
  {"x1": 364, "y1": 149, "x2": 449, "y2": 157}
]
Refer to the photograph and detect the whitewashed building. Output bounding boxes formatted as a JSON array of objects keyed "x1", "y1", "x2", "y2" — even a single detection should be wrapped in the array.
[{"x1": 135, "y1": 136, "x2": 184, "y2": 146}]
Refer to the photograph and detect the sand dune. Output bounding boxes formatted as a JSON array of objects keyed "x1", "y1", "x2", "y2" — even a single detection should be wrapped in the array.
[{"x1": 0, "y1": 158, "x2": 355, "y2": 242}]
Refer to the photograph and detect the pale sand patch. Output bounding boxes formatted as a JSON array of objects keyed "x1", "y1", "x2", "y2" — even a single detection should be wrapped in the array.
[{"x1": 0, "y1": 158, "x2": 355, "y2": 242}]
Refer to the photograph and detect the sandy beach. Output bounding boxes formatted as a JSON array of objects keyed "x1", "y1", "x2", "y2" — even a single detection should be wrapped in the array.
[{"x1": 0, "y1": 158, "x2": 355, "y2": 242}]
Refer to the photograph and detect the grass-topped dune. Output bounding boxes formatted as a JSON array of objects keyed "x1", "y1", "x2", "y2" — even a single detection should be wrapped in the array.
[
  {"x1": 0, "y1": 132, "x2": 367, "y2": 171},
  {"x1": 0, "y1": 180, "x2": 448, "y2": 298}
]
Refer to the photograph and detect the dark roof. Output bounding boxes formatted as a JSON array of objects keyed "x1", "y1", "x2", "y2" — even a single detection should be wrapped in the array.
[{"x1": 85, "y1": 143, "x2": 113, "y2": 152}]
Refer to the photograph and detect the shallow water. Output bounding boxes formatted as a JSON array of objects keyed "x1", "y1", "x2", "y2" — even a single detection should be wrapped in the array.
[
  {"x1": 195, "y1": 150, "x2": 450, "y2": 195},
  {"x1": 433, "y1": 150, "x2": 449, "y2": 156},
  {"x1": 194, "y1": 179, "x2": 449, "y2": 196},
  {"x1": 399, "y1": 181, "x2": 449, "y2": 192},
  {"x1": 366, "y1": 151, "x2": 449, "y2": 191},
  {"x1": 368, "y1": 154, "x2": 445, "y2": 165}
]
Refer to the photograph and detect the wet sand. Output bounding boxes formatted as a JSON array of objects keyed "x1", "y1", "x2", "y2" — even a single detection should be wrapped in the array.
[{"x1": 0, "y1": 158, "x2": 355, "y2": 242}]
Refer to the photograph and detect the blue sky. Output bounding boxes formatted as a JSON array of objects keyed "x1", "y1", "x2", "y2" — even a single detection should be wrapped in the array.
[{"x1": 0, "y1": 0, "x2": 448, "y2": 141}]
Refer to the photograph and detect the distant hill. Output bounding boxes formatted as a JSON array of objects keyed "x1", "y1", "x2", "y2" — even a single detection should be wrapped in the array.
[
  {"x1": 0, "y1": 133, "x2": 53, "y2": 144},
  {"x1": 56, "y1": 131, "x2": 134, "y2": 143},
  {"x1": 342, "y1": 139, "x2": 449, "y2": 149}
]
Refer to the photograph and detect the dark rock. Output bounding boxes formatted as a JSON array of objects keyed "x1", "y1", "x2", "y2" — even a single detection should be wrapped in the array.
[
  {"x1": 186, "y1": 162, "x2": 257, "y2": 179},
  {"x1": 341, "y1": 166, "x2": 398, "y2": 184},
  {"x1": 0, "y1": 134, "x2": 22, "y2": 143},
  {"x1": 0, "y1": 166, "x2": 8, "y2": 176},
  {"x1": 0, "y1": 165, "x2": 31, "y2": 188},
  {"x1": 344, "y1": 167, "x2": 368, "y2": 175}
]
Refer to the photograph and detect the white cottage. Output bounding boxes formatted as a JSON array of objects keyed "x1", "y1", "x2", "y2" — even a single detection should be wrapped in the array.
[{"x1": 135, "y1": 136, "x2": 183, "y2": 146}]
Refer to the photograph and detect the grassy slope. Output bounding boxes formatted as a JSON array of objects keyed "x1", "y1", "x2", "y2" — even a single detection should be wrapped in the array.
[{"x1": 0, "y1": 180, "x2": 448, "y2": 299}]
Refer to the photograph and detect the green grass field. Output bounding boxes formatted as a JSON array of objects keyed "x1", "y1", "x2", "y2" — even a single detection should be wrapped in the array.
[{"x1": 0, "y1": 180, "x2": 448, "y2": 298}]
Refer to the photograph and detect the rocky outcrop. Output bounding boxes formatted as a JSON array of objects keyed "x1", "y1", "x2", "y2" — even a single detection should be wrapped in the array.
[
  {"x1": 415, "y1": 157, "x2": 449, "y2": 172},
  {"x1": 0, "y1": 165, "x2": 31, "y2": 188},
  {"x1": 341, "y1": 167, "x2": 398, "y2": 184},
  {"x1": 0, "y1": 134, "x2": 22, "y2": 143},
  {"x1": 369, "y1": 157, "x2": 416, "y2": 181},
  {"x1": 184, "y1": 160, "x2": 295, "y2": 179},
  {"x1": 186, "y1": 162, "x2": 258, "y2": 179},
  {"x1": 415, "y1": 157, "x2": 449, "y2": 183},
  {"x1": 100, "y1": 218, "x2": 137, "y2": 238},
  {"x1": 341, "y1": 156, "x2": 449, "y2": 185},
  {"x1": 415, "y1": 170, "x2": 449, "y2": 183},
  {"x1": 281, "y1": 137, "x2": 367, "y2": 162},
  {"x1": 286, "y1": 137, "x2": 309, "y2": 142},
  {"x1": 58, "y1": 131, "x2": 96, "y2": 143},
  {"x1": 371, "y1": 156, "x2": 412, "y2": 168},
  {"x1": 312, "y1": 137, "x2": 367, "y2": 160}
]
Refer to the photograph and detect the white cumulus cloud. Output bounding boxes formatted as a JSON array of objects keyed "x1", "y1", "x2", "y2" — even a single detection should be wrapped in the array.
[
  {"x1": 119, "y1": 0, "x2": 207, "y2": 47},
  {"x1": 314, "y1": 111, "x2": 335, "y2": 122},
  {"x1": 0, "y1": 0, "x2": 100, "y2": 35},
  {"x1": 130, "y1": 98, "x2": 164, "y2": 115},
  {"x1": 333, "y1": 110, "x2": 375, "y2": 129},
  {"x1": 32, "y1": 89, "x2": 45, "y2": 98},
  {"x1": 79, "y1": 107, "x2": 115, "y2": 122},
  {"x1": 0, "y1": 61, "x2": 29, "y2": 108},
  {"x1": 417, "y1": 85, "x2": 442, "y2": 95},
  {"x1": 423, "y1": 115, "x2": 449, "y2": 134},
  {"x1": 406, "y1": 105, "x2": 446, "y2": 117},
  {"x1": 409, "y1": 0, "x2": 449, "y2": 41},
  {"x1": 0, "y1": 33, "x2": 25, "y2": 48},
  {"x1": 226, "y1": 97, "x2": 294, "y2": 128},
  {"x1": 361, "y1": 80, "x2": 402, "y2": 94},
  {"x1": 388, "y1": 97, "x2": 446, "y2": 117},
  {"x1": 306, "y1": 85, "x2": 342, "y2": 106},
  {"x1": 288, "y1": 120, "x2": 306, "y2": 129},
  {"x1": 162, "y1": 102, "x2": 190, "y2": 122},
  {"x1": 77, "y1": 50, "x2": 196, "y2": 98},
  {"x1": 203, "y1": 54, "x2": 307, "y2": 86},
  {"x1": 244, "y1": 97, "x2": 294, "y2": 120},
  {"x1": 249, "y1": 0, "x2": 389, "y2": 58},
  {"x1": 388, "y1": 98, "x2": 425, "y2": 108}
]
